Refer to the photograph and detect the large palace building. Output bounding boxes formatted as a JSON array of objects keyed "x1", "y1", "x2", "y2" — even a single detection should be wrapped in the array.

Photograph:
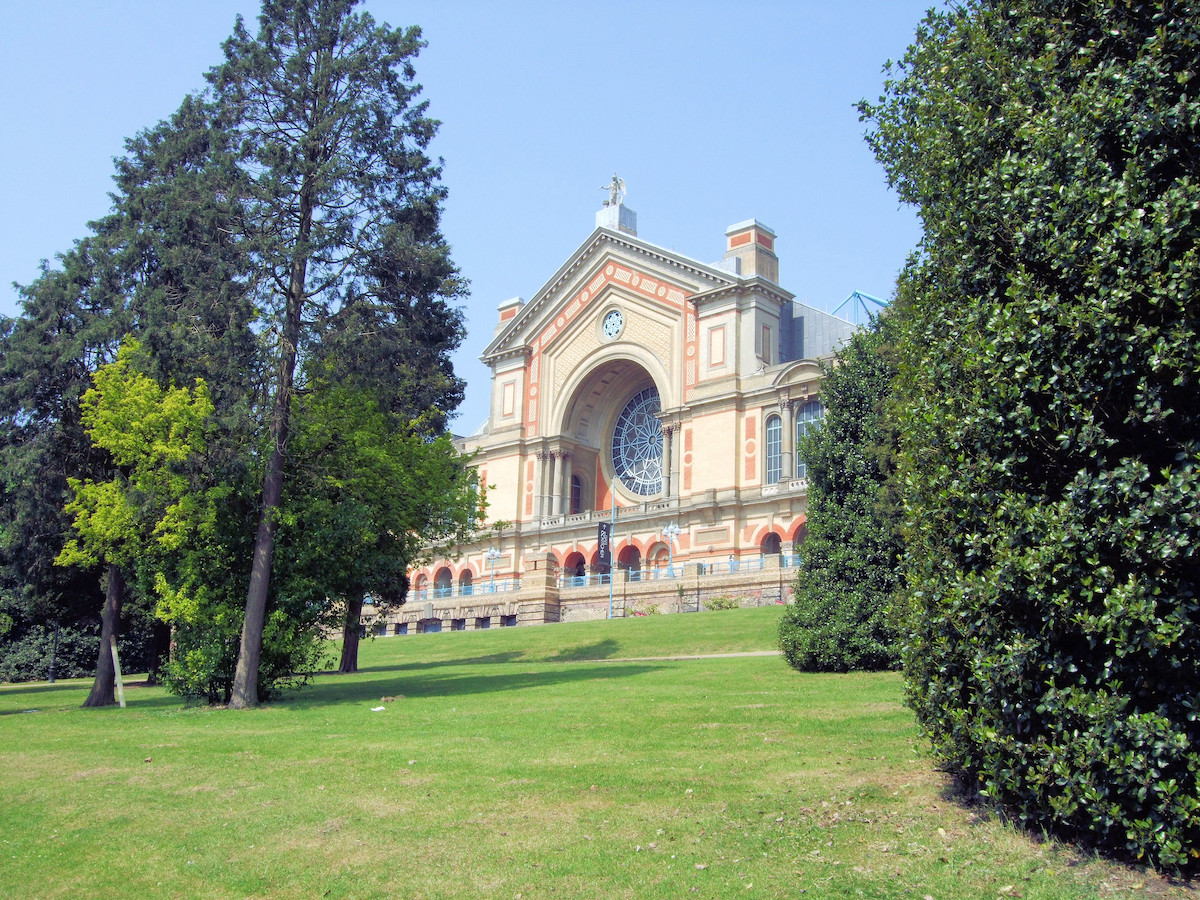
[{"x1": 380, "y1": 188, "x2": 860, "y2": 633}]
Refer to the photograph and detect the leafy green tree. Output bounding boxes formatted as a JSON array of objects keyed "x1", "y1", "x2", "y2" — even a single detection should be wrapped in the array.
[
  {"x1": 205, "y1": 0, "x2": 465, "y2": 707},
  {"x1": 779, "y1": 316, "x2": 903, "y2": 672},
  {"x1": 281, "y1": 374, "x2": 479, "y2": 673},
  {"x1": 861, "y1": 1, "x2": 1200, "y2": 867},
  {"x1": 56, "y1": 339, "x2": 215, "y2": 705}
]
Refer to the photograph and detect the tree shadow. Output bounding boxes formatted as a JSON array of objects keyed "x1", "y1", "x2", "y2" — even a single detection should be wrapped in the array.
[
  {"x1": 545, "y1": 639, "x2": 622, "y2": 662},
  {"x1": 0, "y1": 679, "x2": 188, "y2": 714},
  {"x1": 348, "y1": 650, "x2": 526, "y2": 675},
  {"x1": 284, "y1": 660, "x2": 662, "y2": 710}
]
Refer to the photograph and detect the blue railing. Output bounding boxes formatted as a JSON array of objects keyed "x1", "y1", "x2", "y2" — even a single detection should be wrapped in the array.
[
  {"x1": 411, "y1": 577, "x2": 522, "y2": 604},
  {"x1": 558, "y1": 572, "x2": 613, "y2": 589},
  {"x1": 421, "y1": 556, "x2": 801, "y2": 597}
]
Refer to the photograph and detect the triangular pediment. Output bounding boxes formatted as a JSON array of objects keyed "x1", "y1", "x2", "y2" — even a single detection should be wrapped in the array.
[{"x1": 481, "y1": 227, "x2": 738, "y2": 364}]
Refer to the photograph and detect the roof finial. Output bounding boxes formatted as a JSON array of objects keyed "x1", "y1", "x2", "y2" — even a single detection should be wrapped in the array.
[{"x1": 601, "y1": 173, "x2": 626, "y2": 208}]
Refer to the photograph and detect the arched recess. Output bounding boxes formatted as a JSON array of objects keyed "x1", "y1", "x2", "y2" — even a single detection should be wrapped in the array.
[
  {"x1": 618, "y1": 545, "x2": 642, "y2": 572},
  {"x1": 434, "y1": 566, "x2": 453, "y2": 597},
  {"x1": 459, "y1": 570, "x2": 474, "y2": 596},
  {"x1": 792, "y1": 520, "x2": 808, "y2": 546},
  {"x1": 760, "y1": 532, "x2": 783, "y2": 555},
  {"x1": 551, "y1": 344, "x2": 675, "y2": 443},
  {"x1": 550, "y1": 347, "x2": 674, "y2": 505},
  {"x1": 563, "y1": 550, "x2": 587, "y2": 579},
  {"x1": 647, "y1": 542, "x2": 670, "y2": 568}
]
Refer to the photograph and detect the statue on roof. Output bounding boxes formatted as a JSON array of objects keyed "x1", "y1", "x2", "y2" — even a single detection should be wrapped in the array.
[{"x1": 601, "y1": 173, "x2": 626, "y2": 207}]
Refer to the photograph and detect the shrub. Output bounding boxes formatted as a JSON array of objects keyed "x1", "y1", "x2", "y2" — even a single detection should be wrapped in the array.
[
  {"x1": 705, "y1": 596, "x2": 740, "y2": 611},
  {"x1": 861, "y1": 0, "x2": 1200, "y2": 869}
]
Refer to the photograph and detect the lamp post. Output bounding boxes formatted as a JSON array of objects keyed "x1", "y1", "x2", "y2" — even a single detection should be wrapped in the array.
[
  {"x1": 662, "y1": 522, "x2": 681, "y2": 578},
  {"x1": 486, "y1": 547, "x2": 501, "y2": 592}
]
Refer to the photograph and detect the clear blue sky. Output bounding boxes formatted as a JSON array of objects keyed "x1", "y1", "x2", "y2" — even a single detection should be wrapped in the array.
[{"x1": 0, "y1": 1, "x2": 932, "y2": 431}]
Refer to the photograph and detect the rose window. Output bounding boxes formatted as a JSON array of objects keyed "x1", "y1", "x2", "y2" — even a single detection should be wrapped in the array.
[{"x1": 611, "y1": 387, "x2": 662, "y2": 496}]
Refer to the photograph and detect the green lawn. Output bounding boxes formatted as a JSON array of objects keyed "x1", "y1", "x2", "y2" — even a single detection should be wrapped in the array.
[{"x1": 0, "y1": 608, "x2": 1186, "y2": 898}]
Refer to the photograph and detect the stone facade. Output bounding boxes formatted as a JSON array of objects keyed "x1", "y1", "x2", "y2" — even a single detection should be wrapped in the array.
[{"x1": 385, "y1": 199, "x2": 858, "y2": 631}]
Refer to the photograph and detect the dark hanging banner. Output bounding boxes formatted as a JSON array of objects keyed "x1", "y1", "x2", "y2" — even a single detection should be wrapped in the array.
[{"x1": 597, "y1": 522, "x2": 612, "y2": 567}]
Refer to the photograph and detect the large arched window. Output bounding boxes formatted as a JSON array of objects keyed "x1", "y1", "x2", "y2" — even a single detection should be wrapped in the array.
[
  {"x1": 765, "y1": 414, "x2": 782, "y2": 484},
  {"x1": 611, "y1": 386, "x2": 663, "y2": 496},
  {"x1": 795, "y1": 399, "x2": 824, "y2": 480}
]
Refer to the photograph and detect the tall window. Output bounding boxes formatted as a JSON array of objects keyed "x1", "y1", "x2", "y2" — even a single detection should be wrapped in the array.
[
  {"x1": 795, "y1": 399, "x2": 824, "y2": 479},
  {"x1": 569, "y1": 475, "x2": 583, "y2": 515},
  {"x1": 765, "y1": 414, "x2": 782, "y2": 484}
]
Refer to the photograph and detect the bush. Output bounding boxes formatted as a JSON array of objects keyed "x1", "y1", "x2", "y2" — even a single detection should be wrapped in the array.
[
  {"x1": 0, "y1": 618, "x2": 155, "y2": 684},
  {"x1": 779, "y1": 589, "x2": 899, "y2": 673},
  {"x1": 705, "y1": 596, "x2": 740, "y2": 611}
]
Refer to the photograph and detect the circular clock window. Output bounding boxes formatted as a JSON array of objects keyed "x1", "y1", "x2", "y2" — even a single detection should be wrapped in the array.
[
  {"x1": 602, "y1": 308, "x2": 624, "y2": 340},
  {"x1": 611, "y1": 386, "x2": 662, "y2": 496}
]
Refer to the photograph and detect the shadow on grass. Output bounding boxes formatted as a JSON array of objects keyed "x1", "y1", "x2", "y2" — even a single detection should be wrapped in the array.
[
  {"x1": 3, "y1": 657, "x2": 662, "y2": 714},
  {"x1": 545, "y1": 639, "x2": 622, "y2": 662},
  {"x1": 349, "y1": 651, "x2": 527, "y2": 675},
  {"x1": 0, "y1": 681, "x2": 89, "y2": 699},
  {"x1": 285, "y1": 660, "x2": 662, "y2": 710},
  {"x1": 0, "y1": 680, "x2": 190, "y2": 714}
]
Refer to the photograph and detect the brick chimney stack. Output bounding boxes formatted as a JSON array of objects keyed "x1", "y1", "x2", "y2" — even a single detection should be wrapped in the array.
[{"x1": 723, "y1": 220, "x2": 778, "y2": 283}]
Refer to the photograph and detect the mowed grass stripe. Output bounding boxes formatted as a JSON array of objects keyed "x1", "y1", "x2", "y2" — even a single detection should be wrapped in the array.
[{"x1": 0, "y1": 608, "x2": 1179, "y2": 898}]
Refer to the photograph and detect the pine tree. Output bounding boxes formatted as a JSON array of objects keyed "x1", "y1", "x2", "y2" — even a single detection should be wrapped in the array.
[{"x1": 204, "y1": 0, "x2": 464, "y2": 707}]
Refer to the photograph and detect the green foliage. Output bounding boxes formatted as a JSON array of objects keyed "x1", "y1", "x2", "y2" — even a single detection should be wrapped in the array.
[
  {"x1": 0, "y1": 624, "x2": 100, "y2": 683},
  {"x1": 3, "y1": 4, "x2": 468, "y2": 704},
  {"x1": 204, "y1": 0, "x2": 466, "y2": 706},
  {"x1": 277, "y1": 373, "x2": 479, "y2": 620},
  {"x1": 861, "y1": 0, "x2": 1200, "y2": 869},
  {"x1": 780, "y1": 319, "x2": 903, "y2": 673},
  {"x1": 0, "y1": 246, "x2": 119, "y2": 649},
  {"x1": 704, "y1": 596, "x2": 740, "y2": 611},
  {"x1": 57, "y1": 339, "x2": 214, "y2": 571}
]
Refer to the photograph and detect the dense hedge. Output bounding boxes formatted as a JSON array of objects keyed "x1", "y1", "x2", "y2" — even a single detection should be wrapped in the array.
[{"x1": 862, "y1": 1, "x2": 1200, "y2": 868}]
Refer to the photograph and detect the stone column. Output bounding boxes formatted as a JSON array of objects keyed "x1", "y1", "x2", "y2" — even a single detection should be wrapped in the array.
[
  {"x1": 561, "y1": 452, "x2": 574, "y2": 515},
  {"x1": 661, "y1": 425, "x2": 674, "y2": 499},
  {"x1": 782, "y1": 398, "x2": 796, "y2": 480},
  {"x1": 536, "y1": 451, "x2": 549, "y2": 518},
  {"x1": 548, "y1": 451, "x2": 561, "y2": 517}
]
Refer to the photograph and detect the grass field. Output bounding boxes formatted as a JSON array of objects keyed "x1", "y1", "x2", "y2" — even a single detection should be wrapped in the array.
[{"x1": 1, "y1": 607, "x2": 1191, "y2": 898}]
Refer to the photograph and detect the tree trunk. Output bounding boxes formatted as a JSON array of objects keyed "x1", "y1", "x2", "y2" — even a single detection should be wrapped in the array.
[
  {"x1": 229, "y1": 204, "x2": 311, "y2": 709},
  {"x1": 145, "y1": 618, "x2": 172, "y2": 686},
  {"x1": 83, "y1": 564, "x2": 124, "y2": 708},
  {"x1": 338, "y1": 596, "x2": 365, "y2": 674}
]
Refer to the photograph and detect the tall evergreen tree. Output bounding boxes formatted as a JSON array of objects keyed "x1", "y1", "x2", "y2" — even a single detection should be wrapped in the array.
[
  {"x1": 861, "y1": 1, "x2": 1200, "y2": 867},
  {"x1": 0, "y1": 242, "x2": 125, "y2": 703},
  {"x1": 205, "y1": 0, "x2": 465, "y2": 707},
  {"x1": 2, "y1": 92, "x2": 257, "y2": 702},
  {"x1": 779, "y1": 315, "x2": 903, "y2": 672}
]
